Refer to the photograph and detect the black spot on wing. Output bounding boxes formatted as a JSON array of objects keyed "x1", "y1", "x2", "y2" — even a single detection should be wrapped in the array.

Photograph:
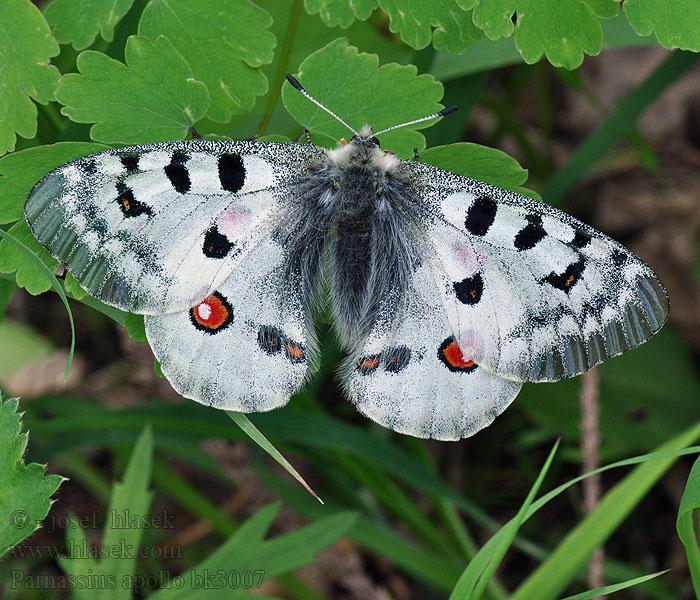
[
  {"x1": 203, "y1": 226, "x2": 234, "y2": 259},
  {"x1": 116, "y1": 181, "x2": 152, "y2": 217},
  {"x1": 164, "y1": 150, "x2": 191, "y2": 193},
  {"x1": 257, "y1": 325, "x2": 305, "y2": 363},
  {"x1": 81, "y1": 159, "x2": 97, "y2": 176},
  {"x1": 218, "y1": 153, "x2": 245, "y2": 193},
  {"x1": 570, "y1": 229, "x2": 591, "y2": 248},
  {"x1": 384, "y1": 346, "x2": 411, "y2": 373},
  {"x1": 465, "y1": 196, "x2": 497, "y2": 236},
  {"x1": 514, "y1": 214, "x2": 546, "y2": 250},
  {"x1": 543, "y1": 257, "x2": 585, "y2": 293},
  {"x1": 453, "y1": 273, "x2": 483, "y2": 305},
  {"x1": 120, "y1": 153, "x2": 140, "y2": 174},
  {"x1": 611, "y1": 248, "x2": 627, "y2": 267}
]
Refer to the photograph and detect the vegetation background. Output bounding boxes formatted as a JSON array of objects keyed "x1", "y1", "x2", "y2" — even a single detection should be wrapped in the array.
[{"x1": 1, "y1": 0, "x2": 700, "y2": 598}]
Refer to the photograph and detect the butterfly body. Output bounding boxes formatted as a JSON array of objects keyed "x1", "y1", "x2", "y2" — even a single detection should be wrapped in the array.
[{"x1": 25, "y1": 125, "x2": 669, "y2": 440}]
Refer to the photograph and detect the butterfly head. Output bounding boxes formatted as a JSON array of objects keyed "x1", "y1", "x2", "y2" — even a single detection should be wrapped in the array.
[{"x1": 349, "y1": 125, "x2": 381, "y2": 149}]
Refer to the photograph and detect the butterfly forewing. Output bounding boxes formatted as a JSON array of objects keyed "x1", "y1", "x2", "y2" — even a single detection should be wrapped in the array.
[
  {"x1": 402, "y1": 161, "x2": 669, "y2": 382},
  {"x1": 25, "y1": 140, "x2": 324, "y2": 314}
]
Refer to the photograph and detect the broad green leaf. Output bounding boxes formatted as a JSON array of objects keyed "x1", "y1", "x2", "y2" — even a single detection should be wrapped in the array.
[
  {"x1": 55, "y1": 35, "x2": 209, "y2": 144},
  {"x1": 59, "y1": 426, "x2": 154, "y2": 600},
  {"x1": 676, "y1": 455, "x2": 700, "y2": 595},
  {"x1": 378, "y1": 0, "x2": 482, "y2": 53},
  {"x1": 420, "y1": 143, "x2": 528, "y2": 191},
  {"x1": 472, "y1": 0, "x2": 603, "y2": 69},
  {"x1": 623, "y1": 0, "x2": 700, "y2": 51},
  {"x1": 583, "y1": 0, "x2": 619, "y2": 19},
  {"x1": 0, "y1": 142, "x2": 108, "y2": 224},
  {"x1": 139, "y1": 0, "x2": 275, "y2": 122},
  {"x1": 0, "y1": 220, "x2": 58, "y2": 294},
  {"x1": 0, "y1": 0, "x2": 60, "y2": 155},
  {"x1": 0, "y1": 396, "x2": 64, "y2": 558},
  {"x1": 64, "y1": 273, "x2": 87, "y2": 300},
  {"x1": 283, "y1": 38, "x2": 445, "y2": 158},
  {"x1": 44, "y1": 0, "x2": 136, "y2": 50},
  {"x1": 304, "y1": 0, "x2": 375, "y2": 28}
]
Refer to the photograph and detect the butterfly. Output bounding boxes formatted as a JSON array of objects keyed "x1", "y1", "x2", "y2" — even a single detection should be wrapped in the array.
[{"x1": 24, "y1": 75, "x2": 668, "y2": 440}]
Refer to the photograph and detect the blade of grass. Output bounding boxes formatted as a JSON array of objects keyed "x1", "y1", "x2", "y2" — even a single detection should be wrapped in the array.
[
  {"x1": 449, "y1": 439, "x2": 560, "y2": 600},
  {"x1": 676, "y1": 455, "x2": 700, "y2": 595},
  {"x1": 0, "y1": 227, "x2": 75, "y2": 382},
  {"x1": 227, "y1": 411, "x2": 323, "y2": 504},
  {"x1": 559, "y1": 570, "x2": 668, "y2": 600},
  {"x1": 511, "y1": 421, "x2": 700, "y2": 600},
  {"x1": 543, "y1": 50, "x2": 699, "y2": 205}
]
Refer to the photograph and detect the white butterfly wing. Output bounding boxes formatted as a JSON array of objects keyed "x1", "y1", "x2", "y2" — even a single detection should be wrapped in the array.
[
  {"x1": 343, "y1": 258, "x2": 522, "y2": 441},
  {"x1": 25, "y1": 140, "x2": 323, "y2": 314},
  {"x1": 145, "y1": 234, "x2": 313, "y2": 412},
  {"x1": 404, "y1": 160, "x2": 668, "y2": 382}
]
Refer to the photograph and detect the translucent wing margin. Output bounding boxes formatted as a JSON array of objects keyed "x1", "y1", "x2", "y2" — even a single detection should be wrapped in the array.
[
  {"x1": 403, "y1": 160, "x2": 669, "y2": 382},
  {"x1": 25, "y1": 140, "x2": 324, "y2": 314}
]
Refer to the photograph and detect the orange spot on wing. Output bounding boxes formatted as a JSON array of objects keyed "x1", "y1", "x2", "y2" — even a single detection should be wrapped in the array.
[
  {"x1": 443, "y1": 340, "x2": 474, "y2": 369},
  {"x1": 192, "y1": 294, "x2": 229, "y2": 330},
  {"x1": 361, "y1": 356, "x2": 380, "y2": 370},
  {"x1": 285, "y1": 343, "x2": 304, "y2": 360}
]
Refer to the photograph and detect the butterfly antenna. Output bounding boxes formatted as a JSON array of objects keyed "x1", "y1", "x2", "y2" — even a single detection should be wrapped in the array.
[
  {"x1": 286, "y1": 75, "x2": 358, "y2": 136},
  {"x1": 374, "y1": 105, "x2": 459, "y2": 136}
]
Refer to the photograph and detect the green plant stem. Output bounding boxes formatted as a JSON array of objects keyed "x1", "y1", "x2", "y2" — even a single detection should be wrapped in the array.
[{"x1": 255, "y1": 0, "x2": 302, "y2": 138}]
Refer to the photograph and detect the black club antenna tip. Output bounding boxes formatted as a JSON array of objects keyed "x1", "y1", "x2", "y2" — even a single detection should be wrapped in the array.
[
  {"x1": 439, "y1": 105, "x2": 459, "y2": 117},
  {"x1": 285, "y1": 74, "x2": 305, "y2": 92}
]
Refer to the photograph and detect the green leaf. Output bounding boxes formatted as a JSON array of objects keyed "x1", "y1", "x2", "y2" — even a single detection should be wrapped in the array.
[
  {"x1": 0, "y1": 0, "x2": 60, "y2": 155},
  {"x1": 676, "y1": 455, "x2": 700, "y2": 595},
  {"x1": 64, "y1": 273, "x2": 87, "y2": 300},
  {"x1": 138, "y1": 0, "x2": 275, "y2": 122},
  {"x1": 124, "y1": 313, "x2": 147, "y2": 343},
  {"x1": 55, "y1": 35, "x2": 210, "y2": 144},
  {"x1": 0, "y1": 396, "x2": 64, "y2": 558},
  {"x1": 59, "y1": 426, "x2": 154, "y2": 600},
  {"x1": 510, "y1": 421, "x2": 700, "y2": 600},
  {"x1": 284, "y1": 38, "x2": 446, "y2": 158},
  {"x1": 559, "y1": 571, "x2": 667, "y2": 600},
  {"x1": 44, "y1": 0, "x2": 136, "y2": 50},
  {"x1": 420, "y1": 142, "x2": 528, "y2": 191},
  {"x1": 378, "y1": 0, "x2": 482, "y2": 53},
  {"x1": 303, "y1": 0, "x2": 375, "y2": 28},
  {"x1": 449, "y1": 440, "x2": 559, "y2": 599},
  {"x1": 0, "y1": 142, "x2": 108, "y2": 224},
  {"x1": 227, "y1": 411, "x2": 324, "y2": 504},
  {"x1": 472, "y1": 0, "x2": 604, "y2": 68},
  {"x1": 0, "y1": 220, "x2": 58, "y2": 294},
  {"x1": 623, "y1": 0, "x2": 700, "y2": 51},
  {"x1": 151, "y1": 504, "x2": 357, "y2": 599}
]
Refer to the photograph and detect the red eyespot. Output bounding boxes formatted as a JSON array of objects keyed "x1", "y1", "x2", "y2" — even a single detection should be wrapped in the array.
[{"x1": 190, "y1": 292, "x2": 233, "y2": 334}]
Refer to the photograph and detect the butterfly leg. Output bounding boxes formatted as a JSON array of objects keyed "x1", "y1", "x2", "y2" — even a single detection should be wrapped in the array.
[{"x1": 413, "y1": 147, "x2": 419, "y2": 161}]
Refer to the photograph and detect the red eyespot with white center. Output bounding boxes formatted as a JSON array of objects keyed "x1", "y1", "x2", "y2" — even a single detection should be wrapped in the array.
[
  {"x1": 189, "y1": 292, "x2": 233, "y2": 334},
  {"x1": 438, "y1": 336, "x2": 478, "y2": 373}
]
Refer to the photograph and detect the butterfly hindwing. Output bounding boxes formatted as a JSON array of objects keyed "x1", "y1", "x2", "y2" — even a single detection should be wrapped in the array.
[
  {"x1": 403, "y1": 160, "x2": 668, "y2": 382},
  {"x1": 343, "y1": 257, "x2": 522, "y2": 441},
  {"x1": 25, "y1": 140, "x2": 324, "y2": 313},
  {"x1": 144, "y1": 234, "x2": 314, "y2": 412}
]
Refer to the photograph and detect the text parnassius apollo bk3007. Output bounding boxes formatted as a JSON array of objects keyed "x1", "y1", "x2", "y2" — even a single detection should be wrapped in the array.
[{"x1": 24, "y1": 76, "x2": 668, "y2": 441}]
